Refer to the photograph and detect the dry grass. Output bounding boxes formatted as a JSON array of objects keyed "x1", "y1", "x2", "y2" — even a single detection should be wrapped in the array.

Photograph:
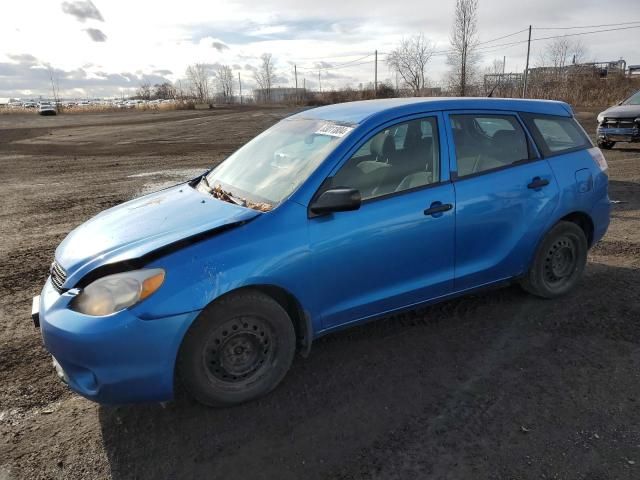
[{"x1": 524, "y1": 75, "x2": 640, "y2": 106}]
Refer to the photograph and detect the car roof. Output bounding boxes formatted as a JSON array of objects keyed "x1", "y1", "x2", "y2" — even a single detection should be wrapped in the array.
[{"x1": 291, "y1": 97, "x2": 573, "y2": 124}]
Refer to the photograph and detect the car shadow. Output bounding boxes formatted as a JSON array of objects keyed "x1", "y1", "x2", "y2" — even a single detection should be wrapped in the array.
[
  {"x1": 608, "y1": 179, "x2": 640, "y2": 211},
  {"x1": 607, "y1": 145, "x2": 640, "y2": 153},
  {"x1": 98, "y1": 263, "x2": 640, "y2": 480}
]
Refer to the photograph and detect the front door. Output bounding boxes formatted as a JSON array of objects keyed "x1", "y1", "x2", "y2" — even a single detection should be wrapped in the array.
[{"x1": 309, "y1": 114, "x2": 456, "y2": 330}]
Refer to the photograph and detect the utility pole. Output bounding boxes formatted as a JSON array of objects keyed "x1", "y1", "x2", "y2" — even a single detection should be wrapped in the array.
[
  {"x1": 294, "y1": 64, "x2": 298, "y2": 104},
  {"x1": 318, "y1": 69, "x2": 322, "y2": 93},
  {"x1": 374, "y1": 49, "x2": 378, "y2": 97},
  {"x1": 522, "y1": 25, "x2": 532, "y2": 98},
  {"x1": 502, "y1": 56, "x2": 506, "y2": 74},
  {"x1": 238, "y1": 72, "x2": 242, "y2": 104}
]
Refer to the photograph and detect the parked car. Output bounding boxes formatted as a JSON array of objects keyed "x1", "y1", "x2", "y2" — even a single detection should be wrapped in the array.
[
  {"x1": 596, "y1": 89, "x2": 640, "y2": 149},
  {"x1": 37, "y1": 103, "x2": 57, "y2": 116},
  {"x1": 32, "y1": 98, "x2": 610, "y2": 406}
]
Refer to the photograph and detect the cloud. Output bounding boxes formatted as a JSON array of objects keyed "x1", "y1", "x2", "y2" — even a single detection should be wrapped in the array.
[
  {"x1": 0, "y1": 56, "x2": 173, "y2": 98},
  {"x1": 211, "y1": 41, "x2": 229, "y2": 52},
  {"x1": 7, "y1": 53, "x2": 39, "y2": 65},
  {"x1": 153, "y1": 69, "x2": 173, "y2": 76},
  {"x1": 61, "y1": 0, "x2": 104, "y2": 23},
  {"x1": 85, "y1": 28, "x2": 107, "y2": 42}
]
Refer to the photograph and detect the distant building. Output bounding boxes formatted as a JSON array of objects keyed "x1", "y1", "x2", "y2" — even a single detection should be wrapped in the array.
[
  {"x1": 484, "y1": 73, "x2": 524, "y2": 90},
  {"x1": 527, "y1": 59, "x2": 628, "y2": 81},
  {"x1": 629, "y1": 65, "x2": 640, "y2": 75}
]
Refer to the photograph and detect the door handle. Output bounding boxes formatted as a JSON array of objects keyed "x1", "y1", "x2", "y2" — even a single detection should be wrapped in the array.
[
  {"x1": 527, "y1": 177, "x2": 550, "y2": 189},
  {"x1": 424, "y1": 202, "x2": 453, "y2": 216}
]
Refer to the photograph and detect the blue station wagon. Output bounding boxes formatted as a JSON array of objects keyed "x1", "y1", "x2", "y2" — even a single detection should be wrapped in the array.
[{"x1": 32, "y1": 98, "x2": 610, "y2": 406}]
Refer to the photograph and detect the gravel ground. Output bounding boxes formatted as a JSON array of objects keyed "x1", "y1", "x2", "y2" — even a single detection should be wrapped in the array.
[{"x1": 0, "y1": 106, "x2": 639, "y2": 480}]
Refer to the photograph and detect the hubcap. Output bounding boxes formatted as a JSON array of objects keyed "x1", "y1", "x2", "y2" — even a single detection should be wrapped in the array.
[
  {"x1": 204, "y1": 318, "x2": 272, "y2": 383},
  {"x1": 543, "y1": 236, "x2": 576, "y2": 287}
]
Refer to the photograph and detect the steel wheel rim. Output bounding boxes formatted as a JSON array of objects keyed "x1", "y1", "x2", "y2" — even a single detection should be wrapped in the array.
[
  {"x1": 203, "y1": 316, "x2": 274, "y2": 384},
  {"x1": 543, "y1": 235, "x2": 577, "y2": 288}
]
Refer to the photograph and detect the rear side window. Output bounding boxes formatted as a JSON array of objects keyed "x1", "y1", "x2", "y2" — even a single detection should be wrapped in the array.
[
  {"x1": 450, "y1": 114, "x2": 530, "y2": 178},
  {"x1": 522, "y1": 114, "x2": 591, "y2": 156}
]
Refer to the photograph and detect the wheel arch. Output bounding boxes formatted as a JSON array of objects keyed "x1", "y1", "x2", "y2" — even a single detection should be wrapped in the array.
[
  {"x1": 199, "y1": 284, "x2": 313, "y2": 357},
  {"x1": 523, "y1": 210, "x2": 595, "y2": 277},
  {"x1": 559, "y1": 211, "x2": 595, "y2": 247}
]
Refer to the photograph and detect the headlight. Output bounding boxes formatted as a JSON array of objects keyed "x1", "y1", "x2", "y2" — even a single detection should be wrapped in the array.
[
  {"x1": 72, "y1": 268, "x2": 165, "y2": 316},
  {"x1": 597, "y1": 113, "x2": 605, "y2": 124}
]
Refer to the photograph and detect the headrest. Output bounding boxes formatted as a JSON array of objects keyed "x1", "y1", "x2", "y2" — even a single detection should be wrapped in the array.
[
  {"x1": 492, "y1": 129, "x2": 527, "y2": 160},
  {"x1": 370, "y1": 132, "x2": 396, "y2": 160},
  {"x1": 492, "y1": 129, "x2": 519, "y2": 145},
  {"x1": 403, "y1": 122, "x2": 422, "y2": 150}
]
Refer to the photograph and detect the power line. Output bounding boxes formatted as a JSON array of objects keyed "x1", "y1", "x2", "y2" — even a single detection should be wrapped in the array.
[
  {"x1": 534, "y1": 20, "x2": 640, "y2": 30},
  {"x1": 296, "y1": 54, "x2": 374, "y2": 71},
  {"x1": 429, "y1": 24, "x2": 640, "y2": 57},
  {"x1": 292, "y1": 51, "x2": 374, "y2": 61},
  {"x1": 477, "y1": 28, "x2": 529, "y2": 46},
  {"x1": 280, "y1": 21, "x2": 639, "y2": 91},
  {"x1": 324, "y1": 60, "x2": 375, "y2": 70},
  {"x1": 525, "y1": 24, "x2": 640, "y2": 45}
]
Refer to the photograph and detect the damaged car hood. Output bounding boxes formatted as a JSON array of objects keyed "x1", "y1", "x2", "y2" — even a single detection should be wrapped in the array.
[
  {"x1": 56, "y1": 183, "x2": 260, "y2": 288},
  {"x1": 599, "y1": 104, "x2": 640, "y2": 119}
]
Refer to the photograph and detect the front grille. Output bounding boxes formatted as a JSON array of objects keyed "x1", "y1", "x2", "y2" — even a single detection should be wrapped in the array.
[
  {"x1": 50, "y1": 260, "x2": 67, "y2": 292},
  {"x1": 602, "y1": 118, "x2": 637, "y2": 129}
]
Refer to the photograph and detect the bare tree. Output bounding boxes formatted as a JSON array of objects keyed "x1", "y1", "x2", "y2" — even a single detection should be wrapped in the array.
[
  {"x1": 215, "y1": 65, "x2": 235, "y2": 102},
  {"x1": 186, "y1": 63, "x2": 211, "y2": 103},
  {"x1": 137, "y1": 81, "x2": 152, "y2": 100},
  {"x1": 47, "y1": 65, "x2": 61, "y2": 110},
  {"x1": 447, "y1": 0, "x2": 480, "y2": 96},
  {"x1": 538, "y1": 38, "x2": 587, "y2": 69},
  {"x1": 153, "y1": 82, "x2": 176, "y2": 99},
  {"x1": 254, "y1": 53, "x2": 276, "y2": 103},
  {"x1": 386, "y1": 34, "x2": 434, "y2": 95}
]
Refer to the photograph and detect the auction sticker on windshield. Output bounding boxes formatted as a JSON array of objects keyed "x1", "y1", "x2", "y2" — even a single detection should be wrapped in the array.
[{"x1": 315, "y1": 123, "x2": 354, "y2": 138}]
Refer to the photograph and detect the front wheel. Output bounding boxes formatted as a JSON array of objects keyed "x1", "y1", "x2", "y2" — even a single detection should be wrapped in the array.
[
  {"x1": 520, "y1": 221, "x2": 588, "y2": 299},
  {"x1": 177, "y1": 290, "x2": 296, "y2": 407}
]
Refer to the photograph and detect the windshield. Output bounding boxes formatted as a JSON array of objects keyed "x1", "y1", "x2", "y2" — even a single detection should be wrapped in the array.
[
  {"x1": 204, "y1": 117, "x2": 355, "y2": 210},
  {"x1": 622, "y1": 90, "x2": 640, "y2": 105}
]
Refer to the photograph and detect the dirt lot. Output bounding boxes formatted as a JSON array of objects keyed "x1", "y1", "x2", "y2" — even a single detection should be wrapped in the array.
[{"x1": 0, "y1": 105, "x2": 639, "y2": 480}]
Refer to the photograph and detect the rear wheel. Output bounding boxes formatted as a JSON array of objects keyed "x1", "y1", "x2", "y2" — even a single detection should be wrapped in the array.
[
  {"x1": 520, "y1": 221, "x2": 588, "y2": 299},
  {"x1": 177, "y1": 290, "x2": 296, "y2": 406},
  {"x1": 597, "y1": 139, "x2": 615, "y2": 150}
]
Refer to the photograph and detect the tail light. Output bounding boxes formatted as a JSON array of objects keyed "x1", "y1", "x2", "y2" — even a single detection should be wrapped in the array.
[{"x1": 588, "y1": 147, "x2": 608, "y2": 172}]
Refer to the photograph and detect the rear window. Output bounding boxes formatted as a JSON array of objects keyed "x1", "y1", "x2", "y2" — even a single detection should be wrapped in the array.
[{"x1": 522, "y1": 114, "x2": 591, "y2": 156}]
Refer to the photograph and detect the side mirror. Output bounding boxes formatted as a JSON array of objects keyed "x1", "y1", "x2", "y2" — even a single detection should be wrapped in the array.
[
  {"x1": 309, "y1": 187, "x2": 361, "y2": 216},
  {"x1": 617, "y1": 100, "x2": 624, "y2": 106}
]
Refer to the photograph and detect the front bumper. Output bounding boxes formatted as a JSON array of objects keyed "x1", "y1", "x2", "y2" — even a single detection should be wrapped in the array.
[
  {"x1": 596, "y1": 126, "x2": 640, "y2": 143},
  {"x1": 35, "y1": 278, "x2": 200, "y2": 404}
]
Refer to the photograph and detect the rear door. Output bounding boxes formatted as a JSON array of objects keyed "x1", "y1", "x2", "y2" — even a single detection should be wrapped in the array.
[{"x1": 444, "y1": 111, "x2": 560, "y2": 291}]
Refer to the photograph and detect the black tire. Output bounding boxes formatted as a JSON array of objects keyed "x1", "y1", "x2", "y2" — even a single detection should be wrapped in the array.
[
  {"x1": 177, "y1": 290, "x2": 296, "y2": 407},
  {"x1": 520, "y1": 221, "x2": 588, "y2": 299},
  {"x1": 597, "y1": 140, "x2": 615, "y2": 150}
]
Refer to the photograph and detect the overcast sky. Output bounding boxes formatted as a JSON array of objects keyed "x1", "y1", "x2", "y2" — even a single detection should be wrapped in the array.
[{"x1": 1, "y1": 0, "x2": 639, "y2": 99}]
